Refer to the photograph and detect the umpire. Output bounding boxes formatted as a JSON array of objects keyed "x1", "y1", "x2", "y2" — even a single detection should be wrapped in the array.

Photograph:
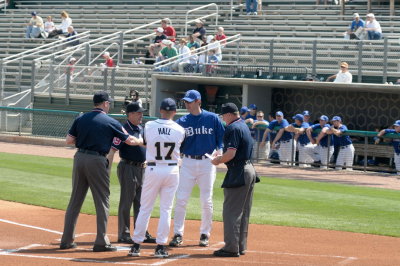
[
  {"x1": 60, "y1": 91, "x2": 137, "y2": 252},
  {"x1": 211, "y1": 102, "x2": 256, "y2": 257},
  {"x1": 107, "y1": 102, "x2": 156, "y2": 244}
]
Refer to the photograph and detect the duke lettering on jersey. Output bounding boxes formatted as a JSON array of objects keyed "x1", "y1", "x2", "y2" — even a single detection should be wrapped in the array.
[{"x1": 185, "y1": 126, "x2": 214, "y2": 136}]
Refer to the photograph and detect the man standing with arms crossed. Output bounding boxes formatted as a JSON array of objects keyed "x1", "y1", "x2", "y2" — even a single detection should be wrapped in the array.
[
  {"x1": 211, "y1": 103, "x2": 256, "y2": 257},
  {"x1": 107, "y1": 102, "x2": 156, "y2": 244},
  {"x1": 128, "y1": 98, "x2": 185, "y2": 258},
  {"x1": 169, "y1": 89, "x2": 225, "y2": 247},
  {"x1": 60, "y1": 91, "x2": 139, "y2": 252}
]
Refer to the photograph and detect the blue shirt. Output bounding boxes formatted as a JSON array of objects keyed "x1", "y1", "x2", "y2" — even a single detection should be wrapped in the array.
[
  {"x1": 311, "y1": 124, "x2": 333, "y2": 147},
  {"x1": 332, "y1": 125, "x2": 352, "y2": 146},
  {"x1": 176, "y1": 109, "x2": 225, "y2": 156},
  {"x1": 293, "y1": 122, "x2": 310, "y2": 145},
  {"x1": 68, "y1": 108, "x2": 129, "y2": 154},
  {"x1": 193, "y1": 26, "x2": 206, "y2": 40},
  {"x1": 245, "y1": 114, "x2": 256, "y2": 120},
  {"x1": 349, "y1": 19, "x2": 365, "y2": 31},
  {"x1": 268, "y1": 119, "x2": 292, "y2": 142},
  {"x1": 385, "y1": 129, "x2": 400, "y2": 154},
  {"x1": 112, "y1": 120, "x2": 146, "y2": 162},
  {"x1": 223, "y1": 118, "x2": 253, "y2": 164}
]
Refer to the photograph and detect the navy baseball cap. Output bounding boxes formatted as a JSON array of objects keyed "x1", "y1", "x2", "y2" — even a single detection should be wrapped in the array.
[
  {"x1": 160, "y1": 98, "x2": 177, "y2": 111},
  {"x1": 393, "y1": 120, "x2": 400, "y2": 127},
  {"x1": 31, "y1": 11, "x2": 37, "y2": 16},
  {"x1": 126, "y1": 102, "x2": 146, "y2": 113},
  {"x1": 320, "y1": 115, "x2": 329, "y2": 121},
  {"x1": 93, "y1": 91, "x2": 113, "y2": 104},
  {"x1": 292, "y1": 114, "x2": 304, "y2": 121},
  {"x1": 276, "y1": 111, "x2": 284, "y2": 117},
  {"x1": 182, "y1": 89, "x2": 201, "y2": 103},
  {"x1": 303, "y1": 110, "x2": 310, "y2": 116},
  {"x1": 221, "y1": 102, "x2": 238, "y2": 115},
  {"x1": 248, "y1": 104, "x2": 257, "y2": 110},
  {"x1": 331, "y1": 116, "x2": 342, "y2": 122},
  {"x1": 240, "y1": 106, "x2": 249, "y2": 115}
]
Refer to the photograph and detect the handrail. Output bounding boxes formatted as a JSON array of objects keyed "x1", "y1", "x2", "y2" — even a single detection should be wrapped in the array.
[
  {"x1": 153, "y1": 34, "x2": 241, "y2": 69},
  {"x1": 0, "y1": 0, "x2": 6, "y2": 13},
  {"x1": 185, "y1": 3, "x2": 218, "y2": 36},
  {"x1": 3, "y1": 31, "x2": 91, "y2": 63},
  {"x1": 89, "y1": 42, "x2": 119, "y2": 65},
  {"x1": 2, "y1": 89, "x2": 30, "y2": 101},
  {"x1": 7, "y1": 90, "x2": 31, "y2": 107},
  {"x1": 124, "y1": 32, "x2": 156, "y2": 46},
  {"x1": 124, "y1": 19, "x2": 162, "y2": 36}
]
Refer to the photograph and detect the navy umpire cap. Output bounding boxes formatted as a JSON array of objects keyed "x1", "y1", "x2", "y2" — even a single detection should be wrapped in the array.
[
  {"x1": 221, "y1": 102, "x2": 238, "y2": 115},
  {"x1": 126, "y1": 102, "x2": 146, "y2": 113},
  {"x1": 182, "y1": 90, "x2": 201, "y2": 103},
  {"x1": 93, "y1": 91, "x2": 113, "y2": 104},
  {"x1": 292, "y1": 114, "x2": 304, "y2": 121},
  {"x1": 160, "y1": 98, "x2": 177, "y2": 111}
]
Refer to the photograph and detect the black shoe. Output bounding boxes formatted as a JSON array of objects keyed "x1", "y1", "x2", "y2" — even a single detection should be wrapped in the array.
[
  {"x1": 128, "y1": 243, "x2": 141, "y2": 257},
  {"x1": 199, "y1": 234, "x2": 209, "y2": 247},
  {"x1": 143, "y1": 231, "x2": 156, "y2": 243},
  {"x1": 213, "y1": 248, "x2": 240, "y2": 257},
  {"x1": 60, "y1": 242, "x2": 77, "y2": 249},
  {"x1": 169, "y1": 234, "x2": 183, "y2": 247},
  {"x1": 93, "y1": 244, "x2": 117, "y2": 252},
  {"x1": 239, "y1": 250, "x2": 246, "y2": 255},
  {"x1": 154, "y1": 244, "x2": 169, "y2": 258},
  {"x1": 118, "y1": 236, "x2": 134, "y2": 244}
]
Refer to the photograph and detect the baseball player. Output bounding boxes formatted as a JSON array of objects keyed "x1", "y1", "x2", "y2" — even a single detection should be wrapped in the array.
[
  {"x1": 285, "y1": 114, "x2": 316, "y2": 167},
  {"x1": 128, "y1": 98, "x2": 185, "y2": 258},
  {"x1": 107, "y1": 102, "x2": 156, "y2": 245},
  {"x1": 306, "y1": 115, "x2": 334, "y2": 169},
  {"x1": 327, "y1": 116, "x2": 355, "y2": 170},
  {"x1": 260, "y1": 111, "x2": 294, "y2": 165},
  {"x1": 251, "y1": 110, "x2": 270, "y2": 161},
  {"x1": 375, "y1": 120, "x2": 400, "y2": 176},
  {"x1": 169, "y1": 89, "x2": 225, "y2": 247},
  {"x1": 302, "y1": 110, "x2": 312, "y2": 125}
]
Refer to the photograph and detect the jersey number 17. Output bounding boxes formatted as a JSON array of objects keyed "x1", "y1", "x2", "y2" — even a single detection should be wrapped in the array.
[{"x1": 155, "y1": 142, "x2": 175, "y2": 160}]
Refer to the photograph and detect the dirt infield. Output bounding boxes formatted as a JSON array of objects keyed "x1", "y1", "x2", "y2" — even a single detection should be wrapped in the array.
[{"x1": 2, "y1": 141, "x2": 400, "y2": 265}]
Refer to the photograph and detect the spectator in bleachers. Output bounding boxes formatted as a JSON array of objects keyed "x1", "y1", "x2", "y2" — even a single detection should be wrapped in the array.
[
  {"x1": 147, "y1": 27, "x2": 167, "y2": 58},
  {"x1": 178, "y1": 47, "x2": 198, "y2": 73},
  {"x1": 246, "y1": 0, "x2": 258, "y2": 15},
  {"x1": 48, "y1": 11, "x2": 72, "y2": 38},
  {"x1": 326, "y1": 62, "x2": 352, "y2": 83},
  {"x1": 161, "y1": 18, "x2": 176, "y2": 43},
  {"x1": 364, "y1": 13, "x2": 382, "y2": 40},
  {"x1": 25, "y1": 11, "x2": 44, "y2": 39},
  {"x1": 44, "y1": 16, "x2": 55, "y2": 35},
  {"x1": 345, "y1": 13, "x2": 365, "y2": 40},
  {"x1": 158, "y1": 40, "x2": 178, "y2": 61},
  {"x1": 187, "y1": 35, "x2": 200, "y2": 49},
  {"x1": 174, "y1": 38, "x2": 191, "y2": 72},
  {"x1": 197, "y1": 45, "x2": 208, "y2": 73},
  {"x1": 215, "y1": 27, "x2": 226, "y2": 46},
  {"x1": 207, "y1": 35, "x2": 222, "y2": 62},
  {"x1": 192, "y1": 19, "x2": 206, "y2": 43},
  {"x1": 100, "y1": 52, "x2": 115, "y2": 70},
  {"x1": 206, "y1": 50, "x2": 219, "y2": 74},
  {"x1": 66, "y1": 57, "x2": 76, "y2": 77},
  {"x1": 65, "y1": 26, "x2": 79, "y2": 46},
  {"x1": 252, "y1": 111, "x2": 270, "y2": 161},
  {"x1": 375, "y1": 120, "x2": 400, "y2": 175}
]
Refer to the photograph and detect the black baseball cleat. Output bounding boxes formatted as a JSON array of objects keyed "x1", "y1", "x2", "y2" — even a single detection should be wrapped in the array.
[
  {"x1": 118, "y1": 236, "x2": 134, "y2": 244},
  {"x1": 213, "y1": 248, "x2": 240, "y2": 257},
  {"x1": 128, "y1": 243, "x2": 141, "y2": 257},
  {"x1": 239, "y1": 250, "x2": 246, "y2": 255},
  {"x1": 60, "y1": 242, "x2": 77, "y2": 250},
  {"x1": 143, "y1": 231, "x2": 156, "y2": 243},
  {"x1": 199, "y1": 234, "x2": 209, "y2": 247},
  {"x1": 169, "y1": 234, "x2": 183, "y2": 247},
  {"x1": 154, "y1": 245, "x2": 169, "y2": 258},
  {"x1": 93, "y1": 244, "x2": 117, "y2": 252}
]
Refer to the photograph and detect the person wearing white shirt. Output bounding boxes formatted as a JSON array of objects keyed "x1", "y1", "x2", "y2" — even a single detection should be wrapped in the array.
[
  {"x1": 44, "y1": 16, "x2": 55, "y2": 33},
  {"x1": 206, "y1": 35, "x2": 222, "y2": 62},
  {"x1": 174, "y1": 38, "x2": 191, "y2": 72},
  {"x1": 364, "y1": 13, "x2": 382, "y2": 40},
  {"x1": 48, "y1": 11, "x2": 72, "y2": 38},
  {"x1": 326, "y1": 62, "x2": 352, "y2": 83}
]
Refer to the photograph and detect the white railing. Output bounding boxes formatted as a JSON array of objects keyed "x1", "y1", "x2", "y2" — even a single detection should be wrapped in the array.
[
  {"x1": 185, "y1": 3, "x2": 219, "y2": 36},
  {"x1": 0, "y1": 0, "x2": 7, "y2": 14}
]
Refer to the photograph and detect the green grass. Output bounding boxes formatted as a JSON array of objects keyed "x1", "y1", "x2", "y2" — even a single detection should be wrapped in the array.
[{"x1": 1, "y1": 152, "x2": 400, "y2": 237}]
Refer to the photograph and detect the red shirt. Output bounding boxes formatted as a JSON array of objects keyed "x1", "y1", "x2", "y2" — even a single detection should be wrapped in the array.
[
  {"x1": 163, "y1": 26, "x2": 176, "y2": 42},
  {"x1": 105, "y1": 58, "x2": 115, "y2": 67},
  {"x1": 215, "y1": 34, "x2": 227, "y2": 45}
]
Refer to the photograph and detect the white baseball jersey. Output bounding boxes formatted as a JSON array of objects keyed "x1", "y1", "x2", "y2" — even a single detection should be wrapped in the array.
[{"x1": 144, "y1": 119, "x2": 185, "y2": 164}]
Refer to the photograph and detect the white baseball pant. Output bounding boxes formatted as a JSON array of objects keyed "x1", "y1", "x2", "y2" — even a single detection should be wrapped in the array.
[
  {"x1": 252, "y1": 140, "x2": 270, "y2": 161},
  {"x1": 132, "y1": 164, "x2": 179, "y2": 245},
  {"x1": 279, "y1": 139, "x2": 296, "y2": 165},
  {"x1": 395, "y1": 153, "x2": 400, "y2": 175},
  {"x1": 319, "y1": 145, "x2": 334, "y2": 169},
  {"x1": 173, "y1": 157, "x2": 216, "y2": 237},
  {"x1": 335, "y1": 144, "x2": 355, "y2": 170},
  {"x1": 298, "y1": 143, "x2": 317, "y2": 167}
]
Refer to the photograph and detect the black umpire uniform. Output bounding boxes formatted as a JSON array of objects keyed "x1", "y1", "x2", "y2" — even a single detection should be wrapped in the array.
[
  {"x1": 107, "y1": 102, "x2": 155, "y2": 244},
  {"x1": 60, "y1": 91, "x2": 132, "y2": 252},
  {"x1": 211, "y1": 103, "x2": 256, "y2": 257}
]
